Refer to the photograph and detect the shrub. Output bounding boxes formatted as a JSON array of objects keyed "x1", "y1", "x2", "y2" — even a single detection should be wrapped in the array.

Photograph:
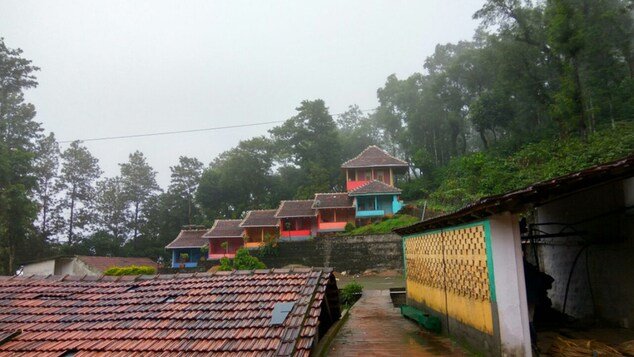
[
  {"x1": 103, "y1": 265, "x2": 156, "y2": 276},
  {"x1": 340, "y1": 281, "x2": 363, "y2": 308},
  {"x1": 218, "y1": 248, "x2": 266, "y2": 271},
  {"x1": 344, "y1": 222, "x2": 355, "y2": 232},
  {"x1": 179, "y1": 253, "x2": 189, "y2": 263}
]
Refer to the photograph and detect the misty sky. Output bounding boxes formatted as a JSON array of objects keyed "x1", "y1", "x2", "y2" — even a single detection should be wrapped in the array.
[{"x1": 0, "y1": 0, "x2": 483, "y2": 187}]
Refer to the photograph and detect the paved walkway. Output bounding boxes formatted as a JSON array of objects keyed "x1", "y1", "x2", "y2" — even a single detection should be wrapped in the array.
[{"x1": 328, "y1": 290, "x2": 467, "y2": 357}]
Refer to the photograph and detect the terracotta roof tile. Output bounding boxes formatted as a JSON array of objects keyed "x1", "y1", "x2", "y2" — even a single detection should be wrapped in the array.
[
  {"x1": 347, "y1": 180, "x2": 402, "y2": 196},
  {"x1": 202, "y1": 220, "x2": 244, "y2": 239},
  {"x1": 312, "y1": 193, "x2": 353, "y2": 209},
  {"x1": 165, "y1": 229, "x2": 208, "y2": 249},
  {"x1": 240, "y1": 210, "x2": 279, "y2": 228},
  {"x1": 274, "y1": 201, "x2": 317, "y2": 218},
  {"x1": 341, "y1": 145, "x2": 408, "y2": 169},
  {"x1": 0, "y1": 268, "x2": 338, "y2": 355}
]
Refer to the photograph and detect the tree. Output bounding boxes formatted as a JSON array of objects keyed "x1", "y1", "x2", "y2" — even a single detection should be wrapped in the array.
[
  {"x1": 0, "y1": 38, "x2": 41, "y2": 274},
  {"x1": 168, "y1": 156, "x2": 203, "y2": 225},
  {"x1": 94, "y1": 177, "x2": 129, "y2": 244},
  {"x1": 57, "y1": 141, "x2": 101, "y2": 246},
  {"x1": 33, "y1": 132, "x2": 62, "y2": 243},
  {"x1": 120, "y1": 151, "x2": 160, "y2": 239}
]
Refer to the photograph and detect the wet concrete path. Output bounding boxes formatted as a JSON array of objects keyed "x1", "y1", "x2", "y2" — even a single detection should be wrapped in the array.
[{"x1": 327, "y1": 290, "x2": 467, "y2": 357}]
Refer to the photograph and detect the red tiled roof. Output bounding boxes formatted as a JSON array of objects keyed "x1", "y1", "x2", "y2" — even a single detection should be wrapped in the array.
[
  {"x1": 76, "y1": 256, "x2": 158, "y2": 271},
  {"x1": 348, "y1": 180, "x2": 402, "y2": 196},
  {"x1": 312, "y1": 193, "x2": 354, "y2": 209},
  {"x1": 165, "y1": 229, "x2": 208, "y2": 249},
  {"x1": 0, "y1": 268, "x2": 340, "y2": 356},
  {"x1": 341, "y1": 145, "x2": 408, "y2": 169},
  {"x1": 203, "y1": 219, "x2": 244, "y2": 239},
  {"x1": 240, "y1": 210, "x2": 279, "y2": 228},
  {"x1": 275, "y1": 200, "x2": 317, "y2": 218}
]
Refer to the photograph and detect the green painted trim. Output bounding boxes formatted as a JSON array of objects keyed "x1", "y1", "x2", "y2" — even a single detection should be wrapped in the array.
[
  {"x1": 401, "y1": 305, "x2": 442, "y2": 333},
  {"x1": 401, "y1": 219, "x2": 497, "y2": 302},
  {"x1": 483, "y1": 221, "x2": 496, "y2": 302}
]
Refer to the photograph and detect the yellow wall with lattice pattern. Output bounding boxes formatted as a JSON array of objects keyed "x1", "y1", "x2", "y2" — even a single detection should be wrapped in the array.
[{"x1": 404, "y1": 223, "x2": 494, "y2": 334}]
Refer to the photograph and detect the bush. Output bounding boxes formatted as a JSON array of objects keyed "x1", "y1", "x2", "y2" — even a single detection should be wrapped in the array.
[
  {"x1": 103, "y1": 265, "x2": 156, "y2": 276},
  {"x1": 218, "y1": 248, "x2": 266, "y2": 271},
  {"x1": 341, "y1": 282, "x2": 363, "y2": 308},
  {"x1": 344, "y1": 222, "x2": 356, "y2": 232}
]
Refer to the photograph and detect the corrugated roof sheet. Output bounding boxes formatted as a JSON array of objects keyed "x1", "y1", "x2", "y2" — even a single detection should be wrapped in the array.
[
  {"x1": 165, "y1": 229, "x2": 208, "y2": 249},
  {"x1": 0, "y1": 268, "x2": 339, "y2": 356},
  {"x1": 240, "y1": 210, "x2": 279, "y2": 227},
  {"x1": 203, "y1": 220, "x2": 244, "y2": 239},
  {"x1": 76, "y1": 256, "x2": 158, "y2": 272},
  {"x1": 312, "y1": 193, "x2": 354, "y2": 209},
  {"x1": 341, "y1": 145, "x2": 408, "y2": 169},
  {"x1": 395, "y1": 154, "x2": 634, "y2": 235},
  {"x1": 348, "y1": 180, "x2": 402, "y2": 196},
  {"x1": 275, "y1": 201, "x2": 317, "y2": 218}
]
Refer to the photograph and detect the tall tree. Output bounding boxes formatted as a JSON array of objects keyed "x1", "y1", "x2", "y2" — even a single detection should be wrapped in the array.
[
  {"x1": 0, "y1": 38, "x2": 41, "y2": 274},
  {"x1": 168, "y1": 156, "x2": 203, "y2": 225},
  {"x1": 94, "y1": 177, "x2": 129, "y2": 244},
  {"x1": 57, "y1": 141, "x2": 101, "y2": 246},
  {"x1": 33, "y1": 132, "x2": 62, "y2": 243},
  {"x1": 120, "y1": 151, "x2": 160, "y2": 239}
]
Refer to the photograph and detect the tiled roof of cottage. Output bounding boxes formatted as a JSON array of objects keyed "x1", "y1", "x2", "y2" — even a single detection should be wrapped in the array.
[
  {"x1": 348, "y1": 180, "x2": 402, "y2": 196},
  {"x1": 275, "y1": 200, "x2": 317, "y2": 218},
  {"x1": 165, "y1": 229, "x2": 208, "y2": 249},
  {"x1": 312, "y1": 193, "x2": 354, "y2": 209},
  {"x1": 341, "y1": 145, "x2": 408, "y2": 169},
  {"x1": 0, "y1": 268, "x2": 340, "y2": 356},
  {"x1": 76, "y1": 256, "x2": 158, "y2": 271},
  {"x1": 202, "y1": 219, "x2": 244, "y2": 239},
  {"x1": 240, "y1": 210, "x2": 279, "y2": 227}
]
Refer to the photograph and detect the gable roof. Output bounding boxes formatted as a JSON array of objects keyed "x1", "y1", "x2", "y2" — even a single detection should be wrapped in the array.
[
  {"x1": 312, "y1": 193, "x2": 354, "y2": 209},
  {"x1": 395, "y1": 154, "x2": 634, "y2": 235},
  {"x1": 0, "y1": 268, "x2": 340, "y2": 356},
  {"x1": 76, "y1": 256, "x2": 158, "y2": 271},
  {"x1": 240, "y1": 209, "x2": 279, "y2": 227},
  {"x1": 165, "y1": 229, "x2": 208, "y2": 249},
  {"x1": 348, "y1": 180, "x2": 402, "y2": 196},
  {"x1": 275, "y1": 200, "x2": 317, "y2": 218},
  {"x1": 341, "y1": 145, "x2": 408, "y2": 169},
  {"x1": 202, "y1": 219, "x2": 244, "y2": 239}
]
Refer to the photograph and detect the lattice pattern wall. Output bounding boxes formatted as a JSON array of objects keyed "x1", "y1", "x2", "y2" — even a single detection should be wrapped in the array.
[{"x1": 405, "y1": 225, "x2": 490, "y2": 301}]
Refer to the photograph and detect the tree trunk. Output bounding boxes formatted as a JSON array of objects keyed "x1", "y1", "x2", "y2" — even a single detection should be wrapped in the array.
[
  {"x1": 68, "y1": 185, "x2": 76, "y2": 245},
  {"x1": 134, "y1": 201, "x2": 140, "y2": 239},
  {"x1": 571, "y1": 57, "x2": 587, "y2": 139},
  {"x1": 479, "y1": 129, "x2": 489, "y2": 150}
]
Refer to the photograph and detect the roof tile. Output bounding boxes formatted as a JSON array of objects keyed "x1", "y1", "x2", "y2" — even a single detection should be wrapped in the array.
[
  {"x1": 274, "y1": 201, "x2": 316, "y2": 218},
  {"x1": 341, "y1": 145, "x2": 408, "y2": 169},
  {"x1": 202, "y1": 220, "x2": 244, "y2": 239},
  {"x1": 348, "y1": 180, "x2": 402, "y2": 196},
  {"x1": 240, "y1": 210, "x2": 279, "y2": 228},
  {"x1": 165, "y1": 229, "x2": 208, "y2": 249}
]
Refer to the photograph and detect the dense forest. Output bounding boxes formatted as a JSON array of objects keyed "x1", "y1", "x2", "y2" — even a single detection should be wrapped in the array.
[{"x1": 1, "y1": 0, "x2": 633, "y2": 274}]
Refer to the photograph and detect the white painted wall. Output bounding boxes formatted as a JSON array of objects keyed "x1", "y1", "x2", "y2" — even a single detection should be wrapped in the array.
[
  {"x1": 489, "y1": 213, "x2": 532, "y2": 357},
  {"x1": 22, "y1": 259, "x2": 56, "y2": 275}
]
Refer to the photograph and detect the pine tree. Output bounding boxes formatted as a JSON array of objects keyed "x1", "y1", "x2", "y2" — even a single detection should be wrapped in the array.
[{"x1": 120, "y1": 151, "x2": 160, "y2": 239}]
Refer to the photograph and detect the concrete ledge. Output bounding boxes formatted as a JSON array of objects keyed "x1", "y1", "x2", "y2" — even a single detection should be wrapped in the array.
[{"x1": 401, "y1": 304, "x2": 441, "y2": 333}]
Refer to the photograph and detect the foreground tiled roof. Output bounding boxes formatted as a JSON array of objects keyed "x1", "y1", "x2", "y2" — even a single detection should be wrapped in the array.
[
  {"x1": 275, "y1": 200, "x2": 317, "y2": 218},
  {"x1": 312, "y1": 193, "x2": 354, "y2": 209},
  {"x1": 165, "y1": 229, "x2": 208, "y2": 249},
  {"x1": 76, "y1": 256, "x2": 158, "y2": 271},
  {"x1": 240, "y1": 210, "x2": 279, "y2": 227},
  {"x1": 348, "y1": 180, "x2": 402, "y2": 196},
  {"x1": 203, "y1": 219, "x2": 244, "y2": 239},
  {"x1": 341, "y1": 145, "x2": 408, "y2": 169},
  {"x1": 0, "y1": 268, "x2": 340, "y2": 356}
]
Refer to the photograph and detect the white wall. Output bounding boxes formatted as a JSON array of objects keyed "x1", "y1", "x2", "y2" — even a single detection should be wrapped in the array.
[
  {"x1": 22, "y1": 259, "x2": 56, "y2": 275},
  {"x1": 489, "y1": 213, "x2": 532, "y2": 357}
]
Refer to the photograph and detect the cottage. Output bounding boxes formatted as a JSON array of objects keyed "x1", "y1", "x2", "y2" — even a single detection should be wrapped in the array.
[
  {"x1": 395, "y1": 155, "x2": 634, "y2": 356},
  {"x1": 341, "y1": 145, "x2": 408, "y2": 191},
  {"x1": 164, "y1": 228, "x2": 208, "y2": 268},
  {"x1": 0, "y1": 267, "x2": 341, "y2": 356},
  {"x1": 202, "y1": 219, "x2": 245, "y2": 259},
  {"x1": 348, "y1": 180, "x2": 403, "y2": 222},
  {"x1": 312, "y1": 193, "x2": 355, "y2": 233},
  {"x1": 21, "y1": 255, "x2": 158, "y2": 276},
  {"x1": 240, "y1": 209, "x2": 280, "y2": 248},
  {"x1": 275, "y1": 200, "x2": 318, "y2": 240}
]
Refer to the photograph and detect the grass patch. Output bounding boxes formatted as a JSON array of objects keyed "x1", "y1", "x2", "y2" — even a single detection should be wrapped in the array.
[{"x1": 341, "y1": 214, "x2": 419, "y2": 235}]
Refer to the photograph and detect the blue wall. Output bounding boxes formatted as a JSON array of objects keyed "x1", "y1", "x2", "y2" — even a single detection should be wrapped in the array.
[{"x1": 170, "y1": 248, "x2": 202, "y2": 268}]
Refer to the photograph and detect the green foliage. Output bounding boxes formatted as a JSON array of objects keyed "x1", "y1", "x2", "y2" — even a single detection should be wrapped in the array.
[
  {"x1": 344, "y1": 222, "x2": 356, "y2": 232},
  {"x1": 341, "y1": 215, "x2": 419, "y2": 236},
  {"x1": 340, "y1": 282, "x2": 364, "y2": 308},
  {"x1": 179, "y1": 253, "x2": 189, "y2": 263},
  {"x1": 217, "y1": 248, "x2": 266, "y2": 271},
  {"x1": 103, "y1": 265, "x2": 156, "y2": 276}
]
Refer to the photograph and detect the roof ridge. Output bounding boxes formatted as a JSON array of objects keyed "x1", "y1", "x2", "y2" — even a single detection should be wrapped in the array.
[
  {"x1": 341, "y1": 145, "x2": 408, "y2": 168},
  {"x1": 314, "y1": 192, "x2": 346, "y2": 195},
  {"x1": 279, "y1": 199, "x2": 314, "y2": 203}
]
